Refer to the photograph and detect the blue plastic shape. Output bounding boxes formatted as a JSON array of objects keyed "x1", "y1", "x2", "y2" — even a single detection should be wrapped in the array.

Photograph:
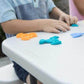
[{"x1": 71, "y1": 33, "x2": 84, "y2": 38}]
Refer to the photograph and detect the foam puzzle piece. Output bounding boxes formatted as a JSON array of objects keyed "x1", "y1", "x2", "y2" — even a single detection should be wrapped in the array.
[
  {"x1": 50, "y1": 36, "x2": 59, "y2": 40},
  {"x1": 71, "y1": 24, "x2": 79, "y2": 27},
  {"x1": 16, "y1": 32, "x2": 37, "y2": 41},
  {"x1": 39, "y1": 39, "x2": 46, "y2": 44},
  {"x1": 45, "y1": 39, "x2": 52, "y2": 43},
  {"x1": 51, "y1": 41, "x2": 62, "y2": 45},
  {"x1": 71, "y1": 33, "x2": 84, "y2": 38},
  {"x1": 39, "y1": 36, "x2": 62, "y2": 45}
]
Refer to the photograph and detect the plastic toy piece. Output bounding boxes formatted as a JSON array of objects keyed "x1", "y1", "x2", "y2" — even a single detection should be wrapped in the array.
[
  {"x1": 39, "y1": 39, "x2": 46, "y2": 44},
  {"x1": 20, "y1": 34, "x2": 29, "y2": 38},
  {"x1": 51, "y1": 41, "x2": 62, "y2": 45},
  {"x1": 45, "y1": 39, "x2": 52, "y2": 43},
  {"x1": 71, "y1": 33, "x2": 84, "y2": 38},
  {"x1": 39, "y1": 39, "x2": 53, "y2": 44},
  {"x1": 71, "y1": 24, "x2": 79, "y2": 27},
  {"x1": 39, "y1": 36, "x2": 62, "y2": 45},
  {"x1": 16, "y1": 32, "x2": 37, "y2": 41},
  {"x1": 16, "y1": 33, "x2": 24, "y2": 38},
  {"x1": 50, "y1": 36, "x2": 59, "y2": 40},
  {"x1": 28, "y1": 32, "x2": 37, "y2": 37},
  {"x1": 21, "y1": 37, "x2": 30, "y2": 40}
]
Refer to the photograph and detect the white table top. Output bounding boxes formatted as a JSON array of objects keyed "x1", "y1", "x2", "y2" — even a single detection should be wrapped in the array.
[{"x1": 2, "y1": 21, "x2": 84, "y2": 84}]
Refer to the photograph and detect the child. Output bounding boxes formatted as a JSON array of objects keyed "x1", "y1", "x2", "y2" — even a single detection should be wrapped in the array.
[
  {"x1": 0, "y1": 0, "x2": 78, "y2": 84},
  {"x1": 69, "y1": 0, "x2": 84, "y2": 20}
]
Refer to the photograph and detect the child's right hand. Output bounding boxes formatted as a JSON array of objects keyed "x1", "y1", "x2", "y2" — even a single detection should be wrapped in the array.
[{"x1": 42, "y1": 19, "x2": 70, "y2": 33}]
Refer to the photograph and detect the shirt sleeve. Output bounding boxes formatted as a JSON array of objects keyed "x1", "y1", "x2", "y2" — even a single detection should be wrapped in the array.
[
  {"x1": 0, "y1": 0, "x2": 17, "y2": 23},
  {"x1": 47, "y1": 0, "x2": 56, "y2": 13}
]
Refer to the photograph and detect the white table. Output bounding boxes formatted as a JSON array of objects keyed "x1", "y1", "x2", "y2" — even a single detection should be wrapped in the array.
[{"x1": 2, "y1": 21, "x2": 84, "y2": 84}]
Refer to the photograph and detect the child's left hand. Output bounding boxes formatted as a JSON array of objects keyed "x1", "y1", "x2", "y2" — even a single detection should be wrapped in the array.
[{"x1": 59, "y1": 13, "x2": 78, "y2": 25}]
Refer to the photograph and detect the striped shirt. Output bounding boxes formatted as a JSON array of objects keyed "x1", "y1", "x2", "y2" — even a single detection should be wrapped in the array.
[{"x1": 0, "y1": 0, "x2": 56, "y2": 38}]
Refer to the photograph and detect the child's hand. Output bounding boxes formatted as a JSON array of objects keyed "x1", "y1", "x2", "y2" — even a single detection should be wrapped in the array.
[
  {"x1": 42, "y1": 19, "x2": 70, "y2": 33},
  {"x1": 59, "y1": 13, "x2": 78, "y2": 25}
]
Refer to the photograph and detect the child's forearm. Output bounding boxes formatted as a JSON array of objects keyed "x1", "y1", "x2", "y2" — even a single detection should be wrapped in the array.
[
  {"x1": 74, "y1": 0, "x2": 84, "y2": 15},
  {"x1": 50, "y1": 7, "x2": 65, "y2": 18},
  {"x1": 1, "y1": 18, "x2": 70, "y2": 34},
  {"x1": 1, "y1": 19, "x2": 46, "y2": 34}
]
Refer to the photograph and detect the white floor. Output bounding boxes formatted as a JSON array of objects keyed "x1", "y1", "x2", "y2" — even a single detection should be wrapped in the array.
[
  {"x1": 0, "y1": 57, "x2": 11, "y2": 67},
  {"x1": 0, "y1": 57, "x2": 27, "y2": 84}
]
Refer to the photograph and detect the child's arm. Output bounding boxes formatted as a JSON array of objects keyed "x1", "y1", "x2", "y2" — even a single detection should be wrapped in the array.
[
  {"x1": 50, "y1": 7, "x2": 78, "y2": 25},
  {"x1": 1, "y1": 19, "x2": 70, "y2": 34},
  {"x1": 50, "y1": 7, "x2": 65, "y2": 18},
  {"x1": 74, "y1": 0, "x2": 84, "y2": 15}
]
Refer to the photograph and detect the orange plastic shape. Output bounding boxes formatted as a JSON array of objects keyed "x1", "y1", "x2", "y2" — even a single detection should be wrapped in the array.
[{"x1": 16, "y1": 32, "x2": 37, "y2": 41}]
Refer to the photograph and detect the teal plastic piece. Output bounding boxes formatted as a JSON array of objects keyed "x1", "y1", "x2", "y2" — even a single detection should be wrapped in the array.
[
  {"x1": 46, "y1": 39, "x2": 52, "y2": 43},
  {"x1": 50, "y1": 36, "x2": 59, "y2": 40},
  {"x1": 51, "y1": 41, "x2": 62, "y2": 45},
  {"x1": 39, "y1": 39, "x2": 46, "y2": 44},
  {"x1": 71, "y1": 24, "x2": 79, "y2": 27},
  {"x1": 39, "y1": 36, "x2": 62, "y2": 45},
  {"x1": 39, "y1": 39, "x2": 52, "y2": 44}
]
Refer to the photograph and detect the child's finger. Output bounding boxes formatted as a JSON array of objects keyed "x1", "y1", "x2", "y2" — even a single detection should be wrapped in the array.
[
  {"x1": 71, "y1": 16, "x2": 76, "y2": 24},
  {"x1": 65, "y1": 17, "x2": 70, "y2": 25},
  {"x1": 74, "y1": 16, "x2": 78, "y2": 23},
  {"x1": 57, "y1": 25, "x2": 68, "y2": 32},
  {"x1": 73, "y1": 17, "x2": 76, "y2": 24},
  {"x1": 51, "y1": 28, "x2": 60, "y2": 33},
  {"x1": 59, "y1": 21, "x2": 70, "y2": 30},
  {"x1": 70, "y1": 16, "x2": 74, "y2": 24}
]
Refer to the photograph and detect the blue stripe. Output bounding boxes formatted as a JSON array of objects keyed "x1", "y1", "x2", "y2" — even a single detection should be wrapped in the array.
[
  {"x1": 5, "y1": 33, "x2": 16, "y2": 38},
  {"x1": 12, "y1": 0, "x2": 33, "y2": 7}
]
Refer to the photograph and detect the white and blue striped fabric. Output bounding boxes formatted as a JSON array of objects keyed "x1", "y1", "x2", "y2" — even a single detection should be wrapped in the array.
[{"x1": 0, "y1": 0, "x2": 56, "y2": 38}]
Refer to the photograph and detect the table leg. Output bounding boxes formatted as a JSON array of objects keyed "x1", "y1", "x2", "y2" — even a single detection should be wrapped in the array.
[{"x1": 30, "y1": 75, "x2": 37, "y2": 84}]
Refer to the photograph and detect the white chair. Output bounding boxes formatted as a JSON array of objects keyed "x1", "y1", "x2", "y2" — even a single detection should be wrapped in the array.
[{"x1": 0, "y1": 63, "x2": 24, "y2": 84}]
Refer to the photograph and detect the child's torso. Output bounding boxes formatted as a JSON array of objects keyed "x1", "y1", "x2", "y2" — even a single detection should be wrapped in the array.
[
  {"x1": 69, "y1": 0, "x2": 84, "y2": 20},
  {"x1": 5, "y1": 0, "x2": 50, "y2": 38},
  {"x1": 11, "y1": 0, "x2": 49, "y2": 20}
]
